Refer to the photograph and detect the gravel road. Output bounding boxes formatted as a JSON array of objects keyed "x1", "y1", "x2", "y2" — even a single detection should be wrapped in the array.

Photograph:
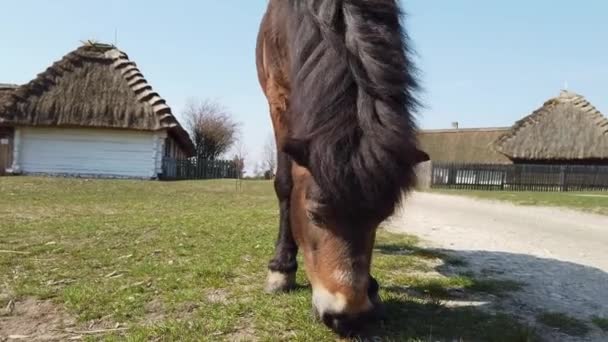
[{"x1": 387, "y1": 192, "x2": 608, "y2": 341}]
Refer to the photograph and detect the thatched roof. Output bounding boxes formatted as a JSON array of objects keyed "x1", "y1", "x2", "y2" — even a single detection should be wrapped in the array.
[
  {"x1": 495, "y1": 90, "x2": 608, "y2": 160},
  {"x1": 0, "y1": 43, "x2": 194, "y2": 156},
  {"x1": 0, "y1": 84, "x2": 17, "y2": 126},
  {"x1": 0, "y1": 83, "x2": 18, "y2": 91},
  {"x1": 0, "y1": 84, "x2": 17, "y2": 100},
  {"x1": 417, "y1": 127, "x2": 512, "y2": 164}
]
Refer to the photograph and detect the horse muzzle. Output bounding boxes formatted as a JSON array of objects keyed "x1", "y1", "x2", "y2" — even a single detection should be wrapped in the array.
[{"x1": 312, "y1": 277, "x2": 386, "y2": 336}]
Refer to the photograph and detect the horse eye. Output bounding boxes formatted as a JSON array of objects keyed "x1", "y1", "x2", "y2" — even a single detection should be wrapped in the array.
[{"x1": 306, "y1": 210, "x2": 325, "y2": 226}]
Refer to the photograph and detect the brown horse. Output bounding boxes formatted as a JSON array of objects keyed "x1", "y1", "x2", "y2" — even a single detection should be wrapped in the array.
[{"x1": 256, "y1": 0, "x2": 428, "y2": 335}]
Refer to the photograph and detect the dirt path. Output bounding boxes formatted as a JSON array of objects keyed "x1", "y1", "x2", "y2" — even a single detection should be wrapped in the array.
[{"x1": 387, "y1": 192, "x2": 608, "y2": 341}]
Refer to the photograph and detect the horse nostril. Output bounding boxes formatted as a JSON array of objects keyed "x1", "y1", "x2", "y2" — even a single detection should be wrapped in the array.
[
  {"x1": 321, "y1": 313, "x2": 336, "y2": 328},
  {"x1": 321, "y1": 312, "x2": 351, "y2": 336},
  {"x1": 322, "y1": 310, "x2": 381, "y2": 336}
]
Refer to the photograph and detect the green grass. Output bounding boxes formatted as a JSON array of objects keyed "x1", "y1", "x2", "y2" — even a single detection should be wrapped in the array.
[
  {"x1": 0, "y1": 177, "x2": 538, "y2": 341},
  {"x1": 592, "y1": 316, "x2": 608, "y2": 332},
  {"x1": 536, "y1": 312, "x2": 590, "y2": 336},
  {"x1": 431, "y1": 189, "x2": 608, "y2": 215}
]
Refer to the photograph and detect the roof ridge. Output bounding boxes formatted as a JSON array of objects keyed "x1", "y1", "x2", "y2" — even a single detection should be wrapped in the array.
[
  {"x1": 7, "y1": 44, "x2": 116, "y2": 103},
  {"x1": 566, "y1": 93, "x2": 608, "y2": 134},
  {"x1": 107, "y1": 48, "x2": 179, "y2": 130}
]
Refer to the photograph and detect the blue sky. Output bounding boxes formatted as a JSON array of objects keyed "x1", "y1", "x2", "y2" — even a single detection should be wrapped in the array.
[{"x1": 1, "y1": 1, "x2": 607, "y2": 166}]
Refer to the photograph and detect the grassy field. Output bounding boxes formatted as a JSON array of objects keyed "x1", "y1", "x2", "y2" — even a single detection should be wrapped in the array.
[
  {"x1": 0, "y1": 177, "x2": 537, "y2": 341},
  {"x1": 430, "y1": 189, "x2": 608, "y2": 216}
]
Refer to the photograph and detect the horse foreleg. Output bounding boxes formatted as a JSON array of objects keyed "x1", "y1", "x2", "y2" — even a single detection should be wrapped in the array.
[{"x1": 266, "y1": 151, "x2": 298, "y2": 293}]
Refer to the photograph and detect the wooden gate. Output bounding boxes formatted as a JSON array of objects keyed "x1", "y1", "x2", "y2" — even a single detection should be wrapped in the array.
[{"x1": 0, "y1": 129, "x2": 13, "y2": 176}]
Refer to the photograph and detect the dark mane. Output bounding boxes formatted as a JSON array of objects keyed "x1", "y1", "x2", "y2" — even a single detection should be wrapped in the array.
[{"x1": 284, "y1": 0, "x2": 421, "y2": 219}]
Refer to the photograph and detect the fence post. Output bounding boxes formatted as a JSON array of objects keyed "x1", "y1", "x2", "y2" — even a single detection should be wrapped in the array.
[
  {"x1": 447, "y1": 164, "x2": 456, "y2": 186},
  {"x1": 559, "y1": 165, "x2": 567, "y2": 192}
]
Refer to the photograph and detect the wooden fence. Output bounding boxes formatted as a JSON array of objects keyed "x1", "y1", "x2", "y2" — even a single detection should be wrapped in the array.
[
  {"x1": 431, "y1": 163, "x2": 608, "y2": 191},
  {"x1": 161, "y1": 157, "x2": 238, "y2": 180},
  {"x1": 0, "y1": 131, "x2": 13, "y2": 176}
]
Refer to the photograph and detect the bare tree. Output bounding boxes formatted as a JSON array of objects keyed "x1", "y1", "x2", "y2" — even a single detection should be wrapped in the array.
[
  {"x1": 231, "y1": 137, "x2": 247, "y2": 179},
  {"x1": 184, "y1": 98, "x2": 240, "y2": 160},
  {"x1": 263, "y1": 133, "x2": 277, "y2": 178}
]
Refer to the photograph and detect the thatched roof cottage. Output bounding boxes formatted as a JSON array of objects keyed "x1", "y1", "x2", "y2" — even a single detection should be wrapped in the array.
[
  {"x1": 418, "y1": 90, "x2": 608, "y2": 166},
  {"x1": 0, "y1": 42, "x2": 194, "y2": 178},
  {"x1": 494, "y1": 90, "x2": 608, "y2": 165}
]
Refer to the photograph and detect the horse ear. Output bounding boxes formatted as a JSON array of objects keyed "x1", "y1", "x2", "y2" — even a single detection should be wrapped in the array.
[
  {"x1": 414, "y1": 148, "x2": 430, "y2": 164},
  {"x1": 283, "y1": 138, "x2": 310, "y2": 167}
]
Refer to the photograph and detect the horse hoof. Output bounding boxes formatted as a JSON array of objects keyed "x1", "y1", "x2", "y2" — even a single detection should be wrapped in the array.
[{"x1": 265, "y1": 270, "x2": 296, "y2": 293}]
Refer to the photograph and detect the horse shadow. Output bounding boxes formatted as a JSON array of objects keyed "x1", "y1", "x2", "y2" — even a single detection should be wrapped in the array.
[{"x1": 355, "y1": 242, "x2": 608, "y2": 341}]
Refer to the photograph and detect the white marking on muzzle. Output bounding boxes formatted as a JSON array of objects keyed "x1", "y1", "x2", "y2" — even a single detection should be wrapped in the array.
[
  {"x1": 312, "y1": 285, "x2": 373, "y2": 317},
  {"x1": 312, "y1": 286, "x2": 348, "y2": 317}
]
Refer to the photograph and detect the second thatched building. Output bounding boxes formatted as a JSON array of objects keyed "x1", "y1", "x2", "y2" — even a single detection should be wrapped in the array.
[{"x1": 418, "y1": 90, "x2": 608, "y2": 166}]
